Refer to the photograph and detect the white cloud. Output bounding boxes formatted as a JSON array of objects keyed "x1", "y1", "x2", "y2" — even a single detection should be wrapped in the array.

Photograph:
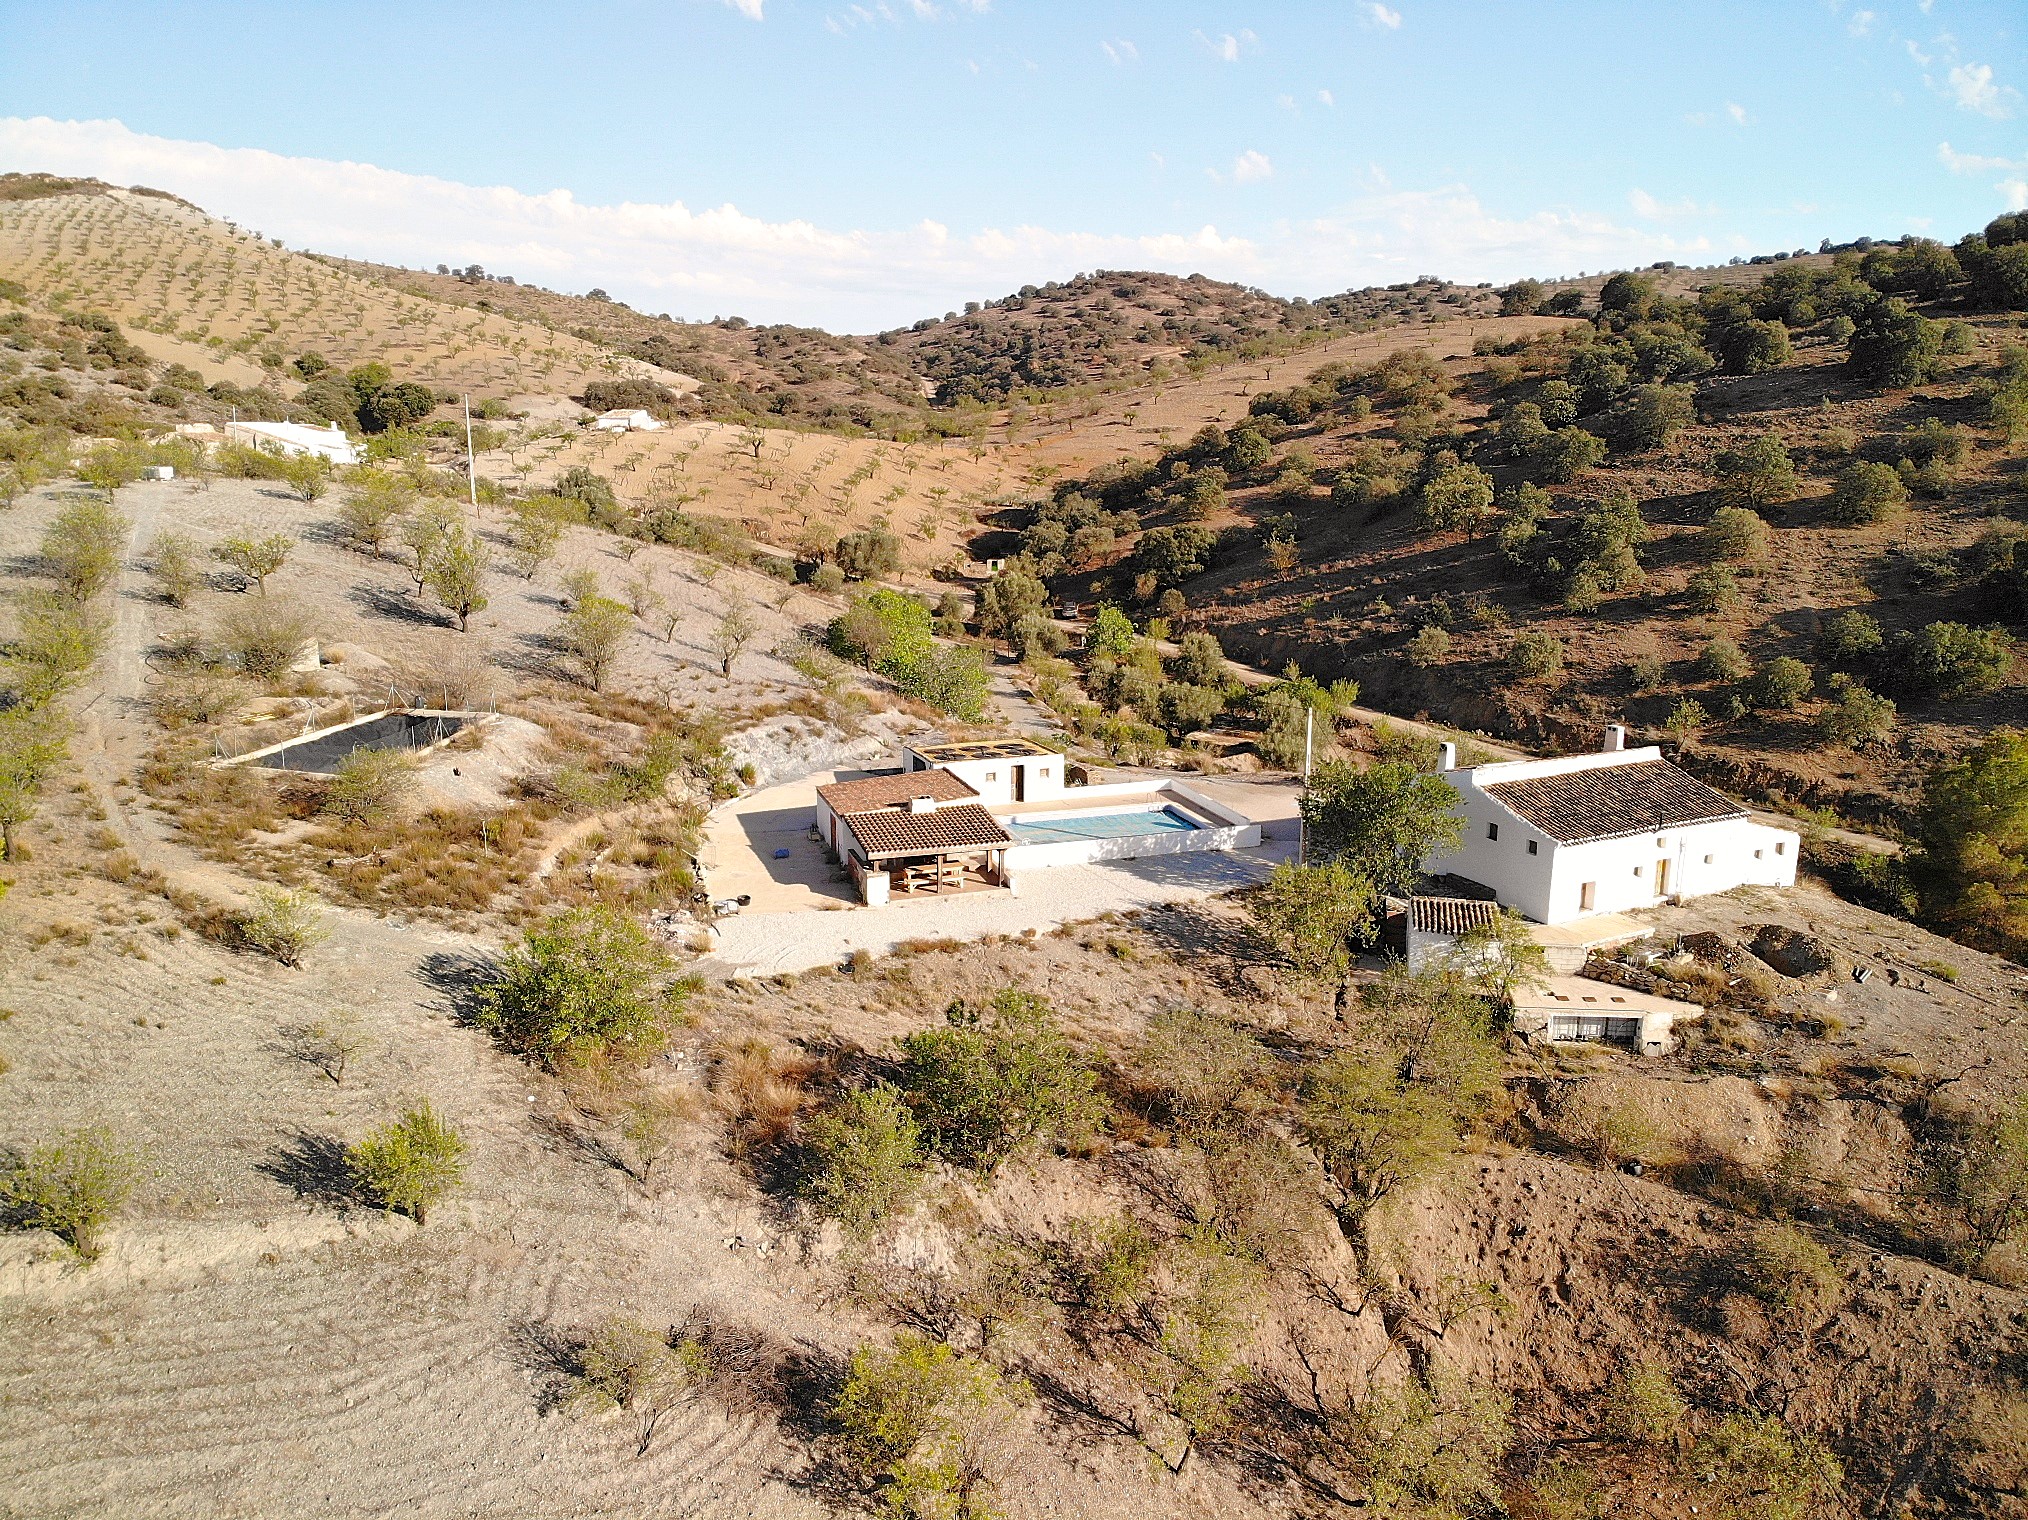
[
  {"x1": 1906, "y1": 39, "x2": 1932, "y2": 68},
  {"x1": 1231, "y1": 150, "x2": 1273, "y2": 184},
  {"x1": 1846, "y1": 9, "x2": 1874, "y2": 37},
  {"x1": 1276, "y1": 93, "x2": 1297, "y2": 111},
  {"x1": 1726, "y1": 101, "x2": 1748, "y2": 125},
  {"x1": 1946, "y1": 62, "x2": 2018, "y2": 118},
  {"x1": 1363, "y1": 3, "x2": 1402, "y2": 30},
  {"x1": 0, "y1": 116, "x2": 1708, "y2": 331},
  {"x1": 1938, "y1": 141, "x2": 2024, "y2": 174},
  {"x1": 721, "y1": 0, "x2": 764, "y2": 18},
  {"x1": 2004, "y1": 179, "x2": 2028, "y2": 211},
  {"x1": 1629, "y1": 188, "x2": 1704, "y2": 218},
  {"x1": 1100, "y1": 38, "x2": 1137, "y2": 65},
  {"x1": 1317, "y1": 88, "x2": 1335, "y2": 107},
  {"x1": 1194, "y1": 28, "x2": 1257, "y2": 62}
]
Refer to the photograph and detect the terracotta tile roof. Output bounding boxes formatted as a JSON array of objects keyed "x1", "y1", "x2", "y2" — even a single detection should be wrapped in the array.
[
  {"x1": 818, "y1": 769, "x2": 976, "y2": 814},
  {"x1": 1410, "y1": 896, "x2": 1500, "y2": 936},
  {"x1": 1484, "y1": 759, "x2": 1745, "y2": 844},
  {"x1": 843, "y1": 802, "x2": 1014, "y2": 859}
]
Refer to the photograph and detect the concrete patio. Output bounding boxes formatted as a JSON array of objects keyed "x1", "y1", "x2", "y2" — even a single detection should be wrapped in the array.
[{"x1": 692, "y1": 766, "x2": 1303, "y2": 977}]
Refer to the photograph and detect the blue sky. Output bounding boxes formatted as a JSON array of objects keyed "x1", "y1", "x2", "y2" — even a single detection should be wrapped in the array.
[{"x1": 2, "y1": 1, "x2": 2024, "y2": 329}]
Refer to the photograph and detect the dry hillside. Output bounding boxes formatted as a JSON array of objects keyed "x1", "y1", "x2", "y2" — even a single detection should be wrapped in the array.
[{"x1": 991, "y1": 243, "x2": 2028, "y2": 839}]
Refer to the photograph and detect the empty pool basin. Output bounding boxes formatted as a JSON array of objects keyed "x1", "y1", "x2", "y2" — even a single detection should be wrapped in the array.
[{"x1": 248, "y1": 711, "x2": 470, "y2": 774}]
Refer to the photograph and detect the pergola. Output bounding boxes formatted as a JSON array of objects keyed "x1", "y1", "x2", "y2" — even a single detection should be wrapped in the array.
[{"x1": 839, "y1": 801, "x2": 1015, "y2": 898}]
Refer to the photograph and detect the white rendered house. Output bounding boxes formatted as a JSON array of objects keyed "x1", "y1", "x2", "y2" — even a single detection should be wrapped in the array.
[
  {"x1": 591, "y1": 409, "x2": 664, "y2": 433},
  {"x1": 1424, "y1": 727, "x2": 1798, "y2": 926},
  {"x1": 223, "y1": 420, "x2": 360, "y2": 466}
]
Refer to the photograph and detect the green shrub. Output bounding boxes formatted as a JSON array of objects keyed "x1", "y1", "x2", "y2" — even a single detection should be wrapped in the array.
[
  {"x1": 800, "y1": 1083, "x2": 925, "y2": 1236},
  {"x1": 1897, "y1": 621, "x2": 2012, "y2": 700},
  {"x1": 1827, "y1": 461, "x2": 1908, "y2": 525},
  {"x1": 321, "y1": 748, "x2": 417, "y2": 823},
  {"x1": 1605, "y1": 383, "x2": 1694, "y2": 452},
  {"x1": 236, "y1": 886, "x2": 327, "y2": 966},
  {"x1": 1605, "y1": 1357, "x2": 1687, "y2": 1447},
  {"x1": 1819, "y1": 674, "x2": 1897, "y2": 748},
  {"x1": 1818, "y1": 609, "x2": 1883, "y2": 665},
  {"x1": 897, "y1": 988, "x2": 1106, "y2": 1173},
  {"x1": 1687, "y1": 563, "x2": 1741, "y2": 613},
  {"x1": 1508, "y1": 631, "x2": 1564, "y2": 679},
  {"x1": 565, "y1": 1315, "x2": 709, "y2": 1454},
  {"x1": 216, "y1": 596, "x2": 314, "y2": 681},
  {"x1": 809, "y1": 561, "x2": 846, "y2": 595},
  {"x1": 1746, "y1": 656, "x2": 1814, "y2": 712},
  {"x1": 346, "y1": 1100, "x2": 466, "y2": 1224},
  {"x1": 1525, "y1": 426, "x2": 1606, "y2": 483},
  {"x1": 1692, "y1": 1412, "x2": 1843, "y2": 1516},
  {"x1": 1704, "y1": 505, "x2": 1772, "y2": 563},
  {"x1": 1700, "y1": 638, "x2": 1750, "y2": 682},
  {"x1": 1743, "y1": 1222, "x2": 1846, "y2": 1319},
  {"x1": 147, "y1": 531, "x2": 203, "y2": 606},
  {"x1": 475, "y1": 905, "x2": 687, "y2": 1066},
  {"x1": 1416, "y1": 462, "x2": 1495, "y2": 533},
  {"x1": 1848, "y1": 297, "x2": 1945, "y2": 386},
  {"x1": 1, "y1": 1124, "x2": 142, "y2": 1259},
  {"x1": 1403, "y1": 625, "x2": 1453, "y2": 668},
  {"x1": 833, "y1": 1332, "x2": 1019, "y2": 1511}
]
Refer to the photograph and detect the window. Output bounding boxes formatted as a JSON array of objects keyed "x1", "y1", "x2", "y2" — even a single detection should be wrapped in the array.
[
  {"x1": 1580, "y1": 882, "x2": 1596, "y2": 910},
  {"x1": 1754, "y1": 848, "x2": 1764, "y2": 860},
  {"x1": 1527, "y1": 840, "x2": 1539, "y2": 855},
  {"x1": 1703, "y1": 853, "x2": 1714, "y2": 865},
  {"x1": 1039, "y1": 768, "x2": 1050, "y2": 779},
  {"x1": 1487, "y1": 822, "x2": 1499, "y2": 841},
  {"x1": 1776, "y1": 841, "x2": 1787, "y2": 856},
  {"x1": 984, "y1": 771, "x2": 997, "y2": 782},
  {"x1": 1633, "y1": 865, "x2": 1644, "y2": 878}
]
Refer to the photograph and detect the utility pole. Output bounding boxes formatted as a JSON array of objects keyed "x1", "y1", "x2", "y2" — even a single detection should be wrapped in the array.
[{"x1": 463, "y1": 394, "x2": 478, "y2": 512}]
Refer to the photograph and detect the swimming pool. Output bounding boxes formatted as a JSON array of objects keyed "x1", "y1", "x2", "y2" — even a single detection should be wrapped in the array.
[{"x1": 1005, "y1": 806, "x2": 1200, "y2": 844}]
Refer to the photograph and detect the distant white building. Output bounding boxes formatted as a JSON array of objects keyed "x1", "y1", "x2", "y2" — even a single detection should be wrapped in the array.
[
  {"x1": 224, "y1": 420, "x2": 360, "y2": 466},
  {"x1": 590, "y1": 409, "x2": 664, "y2": 433},
  {"x1": 1424, "y1": 726, "x2": 1798, "y2": 926}
]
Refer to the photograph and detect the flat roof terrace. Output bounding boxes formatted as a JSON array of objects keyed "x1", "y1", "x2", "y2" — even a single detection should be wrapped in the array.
[{"x1": 910, "y1": 738, "x2": 1056, "y2": 763}]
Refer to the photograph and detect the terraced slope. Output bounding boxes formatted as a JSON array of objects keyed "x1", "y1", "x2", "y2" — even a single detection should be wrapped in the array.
[{"x1": 0, "y1": 189, "x2": 689, "y2": 401}]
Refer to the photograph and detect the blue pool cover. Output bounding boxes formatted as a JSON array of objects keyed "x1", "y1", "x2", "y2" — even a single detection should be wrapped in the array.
[{"x1": 1006, "y1": 806, "x2": 1200, "y2": 843}]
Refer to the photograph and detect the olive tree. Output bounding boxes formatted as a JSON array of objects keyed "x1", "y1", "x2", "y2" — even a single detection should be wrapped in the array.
[
  {"x1": 213, "y1": 530, "x2": 293, "y2": 595},
  {"x1": 423, "y1": 523, "x2": 490, "y2": 631},
  {"x1": 558, "y1": 595, "x2": 634, "y2": 690}
]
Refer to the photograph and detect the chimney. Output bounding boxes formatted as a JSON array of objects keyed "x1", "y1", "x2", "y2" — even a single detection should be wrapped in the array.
[
  {"x1": 1437, "y1": 741, "x2": 1457, "y2": 772},
  {"x1": 1604, "y1": 723, "x2": 1627, "y2": 753},
  {"x1": 908, "y1": 796, "x2": 938, "y2": 815}
]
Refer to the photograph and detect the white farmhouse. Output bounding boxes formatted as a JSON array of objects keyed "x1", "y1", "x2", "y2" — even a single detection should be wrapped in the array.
[
  {"x1": 591, "y1": 408, "x2": 664, "y2": 433},
  {"x1": 1424, "y1": 726, "x2": 1797, "y2": 926},
  {"x1": 223, "y1": 419, "x2": 360, "y2": 466}
]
